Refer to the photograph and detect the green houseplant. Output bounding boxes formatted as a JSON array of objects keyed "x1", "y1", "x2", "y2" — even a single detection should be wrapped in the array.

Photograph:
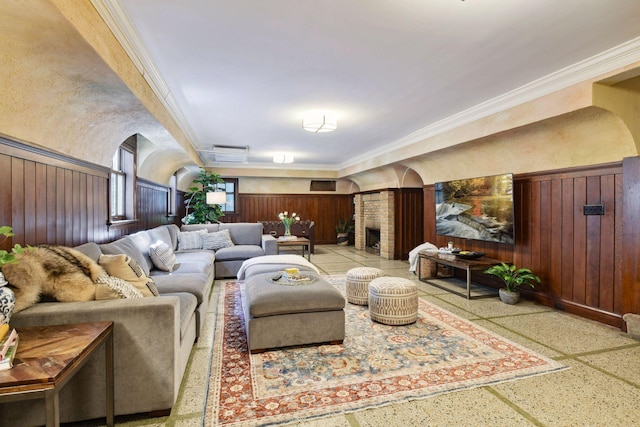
[
  {"x1": 484, "y1": 262, "x2": 541, "y2": 304},
  {"x1": 182, "y1": 169, "x2": 226, "y2": 225},
  {"x1": 335, "y1": 219, "x2": 354, "y2": 246}
]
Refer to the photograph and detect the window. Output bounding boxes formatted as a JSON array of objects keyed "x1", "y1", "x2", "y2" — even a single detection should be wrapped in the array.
[
  {"x1": 217, "y1": 178, "x2": 238, "y2": 213},
  {"x1": 109, "y1": 136, "x2": 136, "y2": 224},
  {"x1": 167, "y1": 173, "x2": 177, "y2": 217}
]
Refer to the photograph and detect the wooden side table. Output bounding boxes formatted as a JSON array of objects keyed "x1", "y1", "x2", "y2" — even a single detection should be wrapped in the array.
[
  {"x1": 0, "y1": 321, "x2": 114, "y2": 427},
  {"x1": 276, "y1": 236, "x2": 311, "y2": 260}
]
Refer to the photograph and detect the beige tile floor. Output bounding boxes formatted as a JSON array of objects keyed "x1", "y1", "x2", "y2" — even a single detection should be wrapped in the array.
[{"x1": 78, "y1": 245, "x2": 640, "y2": 427}]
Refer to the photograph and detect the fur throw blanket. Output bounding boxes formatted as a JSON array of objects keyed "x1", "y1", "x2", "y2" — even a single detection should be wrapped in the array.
[{"x1": 1, "y1": 245, "x2": 105, "y2": 313}]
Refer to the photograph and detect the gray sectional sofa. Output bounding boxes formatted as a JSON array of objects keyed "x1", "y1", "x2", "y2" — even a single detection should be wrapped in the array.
[{"x1": 0, "y1": 222, "x2": 277, "y2": 425}]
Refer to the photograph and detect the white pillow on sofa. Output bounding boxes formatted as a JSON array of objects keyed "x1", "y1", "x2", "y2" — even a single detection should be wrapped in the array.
[
  {"x1": 201, "y1": 229, "x2": 235, "y2": 251},
  {"x1": 149, "y1": 241, "x2": 178, "y2": 272}
]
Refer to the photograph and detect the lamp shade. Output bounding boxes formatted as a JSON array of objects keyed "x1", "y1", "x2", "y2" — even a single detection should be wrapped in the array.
[
  {"x1": 302, "y1": 112, "x2": 337, "y2": 133},
  {"x1": 206, "y1": 191, "x2": 226, "y2": 205}
]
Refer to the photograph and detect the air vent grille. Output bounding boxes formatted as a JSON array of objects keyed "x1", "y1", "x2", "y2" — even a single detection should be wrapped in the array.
[{"x1": 198, "y1": 145, "x2": 249, "y2": 164}]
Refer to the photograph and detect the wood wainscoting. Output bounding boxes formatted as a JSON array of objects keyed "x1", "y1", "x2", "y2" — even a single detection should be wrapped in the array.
[{"x1": 424, "y1": 161, "x2": 638, "y2": 329}]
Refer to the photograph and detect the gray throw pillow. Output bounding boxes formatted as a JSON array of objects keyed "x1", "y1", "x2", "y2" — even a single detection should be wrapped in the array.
[
  {"x1": 201, "y1": 229, "x2": 235, "y2": 251},
  {"x1": 177, "y1": 229, "x2": 207, "y2": 251}
]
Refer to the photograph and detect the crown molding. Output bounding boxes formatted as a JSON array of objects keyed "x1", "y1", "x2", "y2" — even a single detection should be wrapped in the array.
[
  {"x1": 90, "y1": 0, "x2": 202, "y2": 150},
  {"x1": 339, "y1": 36, "x2": 640, "y2": 171}
]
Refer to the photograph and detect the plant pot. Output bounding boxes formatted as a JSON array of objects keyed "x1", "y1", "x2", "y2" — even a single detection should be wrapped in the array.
[
  {"x1": 0, "y1": 272, "x2": 15, "y2": 324},
  {"x1": 336, "y1": 233, "x2": 349, "y2": 246},
  {"x1": 499, "y1": 288, "x2": 520, "y2": 305}
]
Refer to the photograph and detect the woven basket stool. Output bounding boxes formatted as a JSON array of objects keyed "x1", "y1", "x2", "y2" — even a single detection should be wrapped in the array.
[
  {"x1": 368, "y1": 277, "x2": 418, "y2": 325},
  {"x1": 345, "y1": 267, "x2": 385, "y2": 305}
]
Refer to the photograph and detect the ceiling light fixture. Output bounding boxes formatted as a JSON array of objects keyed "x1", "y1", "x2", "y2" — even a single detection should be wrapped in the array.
[
  {"x1": 273, "y1": 153, "x2": 294, "y2": 163},
  {"x1": 302, "y1": 112, "x2": 337, "y2": 133}
]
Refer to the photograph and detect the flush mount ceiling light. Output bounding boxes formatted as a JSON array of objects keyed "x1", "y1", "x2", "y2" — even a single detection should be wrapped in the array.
[
  {"x1": 302, "y1": 112, "x2": 337, "y2": 133},
  {"x1": 273, "y1": 153, "x2": 294, "y2": 163}
]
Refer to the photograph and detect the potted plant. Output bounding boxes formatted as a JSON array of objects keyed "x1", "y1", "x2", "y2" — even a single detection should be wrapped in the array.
[
  {"x1": 182, "y1": 168, "x2": 225, "y2": 224},
  {"x1": 0, "y1": 226, "x2": 28, "y2": 324},
  {"x1": 484, "y1": 262, "x2": 541, "y2": 305},
  {"x1": 335, "y1": 219, "x2": 354, "y2": 246}
]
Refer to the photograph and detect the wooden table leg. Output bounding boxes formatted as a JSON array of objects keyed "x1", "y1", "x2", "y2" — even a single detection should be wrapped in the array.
[
  {"x1": 44, "y1": 388, "x2": 60, "y2": 427},
  {"x1": 105, "y1": 330, "x2": 114, "y2": 427}
]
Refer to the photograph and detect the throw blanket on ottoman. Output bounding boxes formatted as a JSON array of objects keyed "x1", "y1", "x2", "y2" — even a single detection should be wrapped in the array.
[{"x1": 236, "y1": 255, "x2": 319, "y2": 280}]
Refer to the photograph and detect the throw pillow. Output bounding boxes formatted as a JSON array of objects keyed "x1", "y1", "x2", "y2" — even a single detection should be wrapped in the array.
[
  {"x1": 98, "y1": 254, "x2": 159, "y2": 297},
  {"x1": 201, "y1": 229, "x2": 235, "y2": 251},
  {"x1": 149, "y1": 241, "x2": 177, "y2": 272},
  {"x1": 177, "y1": 229, "x2": 207, "y2": 251},
  {"x1": 95, "y1": 273, "x2": 144, "y2": 300}
]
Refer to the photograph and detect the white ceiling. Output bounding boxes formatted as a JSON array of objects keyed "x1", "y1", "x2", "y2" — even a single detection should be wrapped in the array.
[{"x1": 98, "y1": 0, "x2": 640, "y2": 171}]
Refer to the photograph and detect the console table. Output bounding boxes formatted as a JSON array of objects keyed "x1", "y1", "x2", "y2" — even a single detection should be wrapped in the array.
[
  {"x1": 417, "y1": 251, "x2": 502, "y2": 299},
  {"x1": 0, "y1": 322, "x2": 114, "y2": 427}
]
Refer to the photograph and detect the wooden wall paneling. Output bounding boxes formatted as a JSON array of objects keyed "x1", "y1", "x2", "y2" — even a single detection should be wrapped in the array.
[
  {"x1": 0, "y1": 155, "x2": 11, "y2": 237},
  {"x1": 56, "y1": 167, "x2": 66, "y2": 245},
  {"x1": 395, "y1": 189, "x2": 423, "y2": 260},
  {"x1": 538, "y1": 179, "x2": 552, "y2": 293},
  {"x1": 598, "y1": 174, "x2": 616, "y2": 313},
  {"x1": 11, "y1": 158, "x2": 25, "y2": 247},
  {"x1": 613, "y1": 172, "x2": 624, "y2": 316},
  {"x1": 561, "y1": 177, "x2": 575, "y2": 302},
  {"x1": 22, "y1": 161, "x2": 36, "y2": 245},
  {"x1": 622, "y1": 156, "x2": 640, "y2": 316},
  {"x1": 572, "y1": 177, "x2": 587, "y2": 305},
  {"x1": 35, "y1": 162, "x2": 47, "y2": 244},
  {"x1": 46, "y1": 165, "x2": 57, "y2": 244},
  {"x1": 530, "y1": 179, "x2": 542, "y2": 278},
  {"x1": 549, "y1": 179, "x2": 563, "y2": 298},
  {"x1": 585, "y1": 176, "x2": 602, "y2": 308}
]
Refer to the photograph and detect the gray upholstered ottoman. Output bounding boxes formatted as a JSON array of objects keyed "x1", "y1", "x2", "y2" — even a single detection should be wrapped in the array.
[{"x1": 242, "y1": 272, "x2": 346, "y2": 353}]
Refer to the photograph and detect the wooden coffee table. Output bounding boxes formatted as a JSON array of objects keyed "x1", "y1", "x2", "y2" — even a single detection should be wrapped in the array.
[
  {"x1": 0, "y1": 321, "x2": 114, "y2": 427},
  {"x1": 276, "y1": 236, "x2": 311, "y2": 260}
]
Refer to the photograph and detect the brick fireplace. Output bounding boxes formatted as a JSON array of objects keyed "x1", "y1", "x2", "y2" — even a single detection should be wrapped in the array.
[{"x1": 355, "y1": 191, "x2": 395, "y2": 259}]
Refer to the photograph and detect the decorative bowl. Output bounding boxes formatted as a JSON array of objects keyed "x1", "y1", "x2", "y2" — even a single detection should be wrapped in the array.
[{"x1": 454, "y1": 251, "x2": 486, "y2": 260}]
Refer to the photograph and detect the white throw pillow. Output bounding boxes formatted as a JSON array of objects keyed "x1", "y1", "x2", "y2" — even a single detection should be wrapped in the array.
[
  {"x1": 201, "y1": 229, "x2": 235, "y2": 251},
  {"x1": 177, "y1": 229, "x2": 207, "y2": 251},
  {"x1": 149, "y1": 241, "x2": 177, "y2": 272}
]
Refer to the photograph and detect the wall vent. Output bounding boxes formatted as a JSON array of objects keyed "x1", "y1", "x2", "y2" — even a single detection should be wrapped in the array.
[
  {"x1": 198, "y1": 145, "x2": 249, "y2": 164},
  {"x1": 310, "y1": 180, "x2": 336, "y2": 191}
]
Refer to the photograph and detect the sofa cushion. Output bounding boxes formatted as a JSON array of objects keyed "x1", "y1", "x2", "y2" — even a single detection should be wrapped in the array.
[
  {"x1": 164, "y1": 224, "x2": 181, "y2": 251},
  {"x1": 152, "y1": 273, "x2": 210, "y2": 305},
  {"x1": 74, "y1": 242, "x2": 102, "y2": 263},
  {"x1": 201, "y1": 229, "x2": 235, "y2": 251},
  {"x1": 100, "y1": 236, "x2": 151, "y2": 277},
  {"x1": 214, "y1": 245, "x2": 265, "y2": 261},
  {"x1": 149, "y1": 241, "x2": 178, "y2": 272},
  {"x1": 177, "y1": 229, "x2": 207, "y2": 251},
  {"x1": 95, "y1": 274, "x2": 144, "y2": 300},
  {"x1": 128, "y1": 230, "x2": 155, "y2": 273},
  {"x1": 161, "y1": 292, "x2": 198, "y2": 339},
  {"x1": 99, "y1": 254, "x2": 159, "y2": 297},
  {"x1": 181, "y1": 224, "x2": 220, "y2": 233},
  {"x1": 174, "y1": 250, "x2": 215, "y2": 266},
  {"x1": 221, "y1": 223, "x2": 262, "y2": 246},
  {"x1": 148, "y1": 226, "x2": 176, "y2": 250}
]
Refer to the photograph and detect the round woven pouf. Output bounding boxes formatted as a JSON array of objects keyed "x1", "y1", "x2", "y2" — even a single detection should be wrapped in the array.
[
  {"x1": 368, "y1": 277, "x2": 418, "y2": 325},
  {"x1": 345, "y1": 267, "x2": 385, "y2": 305}
]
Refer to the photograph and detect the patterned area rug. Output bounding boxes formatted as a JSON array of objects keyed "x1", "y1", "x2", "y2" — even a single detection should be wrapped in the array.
[{"x1": 204, "y1": 277, "x2": 566, "y2": 426}]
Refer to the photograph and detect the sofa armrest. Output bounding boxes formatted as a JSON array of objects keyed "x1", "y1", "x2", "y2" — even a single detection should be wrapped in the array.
[
  {"x1": 262, "y1": 234, "x2": 277, "y2": 255},
  {"x1": 9, "y1": 296, "x2": 182, "y2": 417}
]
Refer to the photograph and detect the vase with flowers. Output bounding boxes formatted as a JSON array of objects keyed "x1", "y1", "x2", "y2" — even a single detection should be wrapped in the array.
[{"x1": 278, "y1": 211, "x2": 300, "y2": 239}]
